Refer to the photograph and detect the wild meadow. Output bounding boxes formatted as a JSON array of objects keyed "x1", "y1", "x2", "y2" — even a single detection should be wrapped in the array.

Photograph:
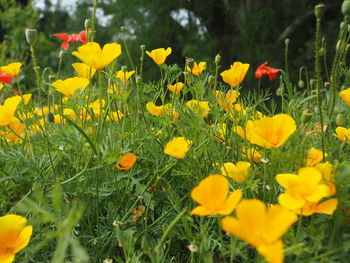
[{"x1": 1, "y1": 1, "x2": 350, "y2": 263}]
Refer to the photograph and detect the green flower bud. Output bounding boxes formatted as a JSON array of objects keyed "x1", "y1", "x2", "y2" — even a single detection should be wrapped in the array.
[
  {"x1": 186, "y1": 57, "x2": 194, "y2": 69},
  {"x1": 342, "y1": 0, "x2": 350, "y2": 16},
  {"x1": 25, "y1": 28, "x2": 38, "y2": 47},
  {"x1": 285, "y1": 38, "x2": 290, "y2": 46},
  {"x1": 120, "y1": 26, "x2": 126, "y2": 32},
  {"x1": 301, "y1": 109, "x2": 313, "y2": 124},
  {"x1": 276, "y1": 86, "x2": 284, "y2": 96},
  {"x1": 208, "y1": 74, "x2": 216, "y2": 86},
  {"x1": 215, "y1": 54, "x2": 221, "y2": 64},
  {"x1": 336, "y1": 113, "x2": 345, "y2": 126},
  {"x1": 136, "y1": 75, "x2": 142, "y2": 85},
  {"x1": 140, "y1": 44, "x2": 146, "y2": 51},
  {"x1": 314, "y1": 4, "x2": 326, "y2": 19},
  {"x1": 298, "y1": 80, "x2": 305, "y2": 88},
  {"x1": 121, "y1": 66, "x2": 128, "y2": 72},
  {"x1": 59, "y1": 50, "x2": 66, "y2": 59},
  {"x1": 84, "y1": 19, "x2": 92, "y2": 29}
]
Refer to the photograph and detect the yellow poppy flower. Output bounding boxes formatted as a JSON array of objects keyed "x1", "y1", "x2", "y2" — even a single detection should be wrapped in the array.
[
  {"x1": 51, "y1": 77, "x2": 89, "y2": 98},
  {"x1": 21, "y1": 94, "x2": 32, "y2": 105},
  {"x1": 167, "y1": 82, "x2": 184, "y2": 95},
  {"x1": 146, "y1": 102, "x2": 172, "y2": 117},
  {"x1": 220, "y1": 62, "x2": 249, "y2": 87},
  {"x1": 107, "y1": 111, "x2": 124, "y2": 122},
  {"x1": 292, "y1": 199, "x2": 338, "y2": 216},
  {"x1": 89, "y1": 99, "x2": 106, "y2": 116},
  {"x1": 215, "y1": 89, "x2": 240, "y2": 112},
  {"x1": 164, "y1": 136, "x2": 191, "y2": 159},
  {"x1": 245, "y1": 114, "x2": 296, "y2": 149},
  {"x1": 72, "y1": 63, "x2": 96, "y2": 80},
  {"x1": 187, "y1": 62, "x2": 206, "y2": 76},
  {"x1": 276, "y1": 167, "x2": 331, "y2": 210},
  {"x1": 306, "y1": 147, "x2": 327, "y2": 166},
  {"x1": 116, "y1": 152, "x2": 137, "y2": 170},
  {"x1": 0, "y1": 214, "x2": 33, "y2": 263},
  {"x1": 333, "y1": 126, "x2": 350, "y2": 143},
  {"x1": 0, "y1": 62, "x2": 22, "y2": 77},
  {"x1": 0, "y1": 96, "x2": 22, "y2": 126},
  {"x1": 242, "y1": 147, "x2": 262, "y2": 163},
  {"x1": 339, "y1": 88, "x2": 350, "y2": 107},
  {"x1": 116, "y1": 70, "x2": 135, "y2": 83},
  {"x1": 190, "y1": 174, "x2": 242, "y2": 216},
  {"x1": 146, "y1": 47, "x2": 172, "y2": 65},
  {"x1": 220, "y1": 161, "x2": 251, "y2": 183},
  {"x1": 186, "y1": 100, "x2": 210, "y2": 118},
  {"x1": 221, "y1": 199, "x2": 297, "y2": 263},
  {"x1": 1, "y1": 117, "x2": 25, "y2": 142},
  {"x1": 72, "y1": 42, "x2": 122, "y2": 70}
]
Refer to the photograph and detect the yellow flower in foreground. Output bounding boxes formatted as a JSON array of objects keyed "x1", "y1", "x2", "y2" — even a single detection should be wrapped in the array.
[
  {"x1": 245, "y1": 114, "x2": 296, "y2": 149},
  {"x1": 220, "y1": 62, "x2": 249, "y2": 87},
  {"x1": 220, "y1": 161, "x2": 251, "y2": 183},
  {"x1": 186, "y1": 100, "x2": 210, "y2": 118},
  {"x1": 292, "y1": 199, "x2": 338, "y2": 216},
  {"x1": 116, "y1": 152, "x2": 137, "y2": 170},
  {"x1": 190, "y1": 174, "x2": 242, "y2": 216},
  {"x1": 116, "y1": 70, "x2": 135, "y2": 83},
  {"x1": 187, "y1": 62, "x2": 206, "y2": 76},
  {"x1": 52, "y1": 77, "x2": 89, "y2": 98},
  {"x1": 146, "y1": 47, "x2": 172, "y2": 65},
  {"x1": 339, "y1": 88, "x2": 350, "y2": 107},
  {"x1": 0, "y1": 62, "x2": 22, "y2": 77},
  {"x1": 167, "y1": 82, "x2": 184, "y2": 95},
  {"x1": 72, "y1": 63, "x2": 96, "y2": 80},
  {"x1": 306, "y1": 147, "x2": 327, "y2": 166},
  {"x1": 164, "y1": 136, "x2": 191, "y2": 159},
  {"x1": 0, "y1": 96, "x2": 22, "y2": 126},
  {"x1": 72, "y1": 42, "x2": 122, "y2": 70},
  {"x1": 276, "y1": 167, "x2": 330, "y2": 210},
  {"x1": 221, "y1": 199, "x2": 297, "y2": 263},
  {"x1": 0, "y1": 214, "x2": 33, "y2": 263},
  {"x1": 333, "y1": 127, "x2": 350, "y2": 143}
]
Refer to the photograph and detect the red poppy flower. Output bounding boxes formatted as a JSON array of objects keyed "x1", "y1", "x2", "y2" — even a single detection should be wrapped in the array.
[
  {"x1": 53, "y1": 30, "x2": 87, "y2": 50},
  {"x1": 0, "y1": 69, "x2": 13, "y2": 84},
  {"x1": 255, "y1": 62, "x2": 281, "y2": 80}
]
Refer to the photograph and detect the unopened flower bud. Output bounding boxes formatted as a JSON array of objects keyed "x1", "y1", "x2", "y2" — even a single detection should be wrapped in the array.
[
  {"x1": 120, "y1": 26, "x2": 126, "y2": 32},
  {"x1": 301, "y1": 109, "x2": 313, "y2": 124},
  {"x1": 215, "y1": 54, "x2": 221, "y2": 64},
  {"x1": 340, "y1": 22, "x2": 347, "y2": 30},
  {"x1": 208, "y1": 74, "x2": 216, "y2": 86},
  {"x1": 140, "y1": 44, "x2": 146, "y2": 51},
  {"x1": 314, "y1": 4, "x2": 326, "y2": 20},
  {"x1": 84, "y1": 19, "x2": 92, "y2": 29},
  {"x1": 59, "y1": 50, "x2": 66, "y2": 59},
  {"x1": 336, "y1": 113, "x2": 345, "y2": 126},
  {"x1": 342, "y1": 0, "x2": 350, "y2": 16},
  {"x1": 276, "y1": 86, "x2": 284, "y2": 96},
  {"x1": 186, "y1": 57, "x2": 194, "y2": 69},
  {"x1": 285, "y1": 38, "x2": 290, "y2": 46},
  {"x1": 121, "y1": 66, "x2": 128, "y2": 72},
  {"x1": 298, "y1": 80, "x2": 305, "y2": 88},
  {"x1": 25, "y1": 28, "x2": 38, "y2": 47},
  {"x1": 136, "y1": 75, "x2": 142, "y2": 85}
]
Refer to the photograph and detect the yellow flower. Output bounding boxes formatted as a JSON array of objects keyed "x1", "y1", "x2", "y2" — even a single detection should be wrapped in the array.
[
  {"x1": 186, "y1": 100, "x2": 210, "y2": 118},
  {"x1": 190, "y1": 174, "x2": 242, "y2": 216},
  {"x1": 292, "y1": 199, "x2": 338, "y2": 216},
  {"x1": 72, "y1": 42, "x2": 122, "y2": 70},
  {"x1": 0, "y1": 83, "x2": 3, "y2": 90},
  {"x1": 146, "y1": 47, "x2": 172, "y2": 65},
  {"x1": 228, "y1": 104, "x2": 246, "y2": 119},
  {"x1": 116, "y1": 152, "x2": 137, "y2": 170},
  {"x1": 107, "y1": 111, "x2": 124, "y2": 122},
  {"x1": 167, "y1": 82, "x2": 184, "y2": 95},
  {"x1": 242, "y1": 147, "x2": 262, "y2": 163},
  {"x1": 72, "y1": 63, "x2": 96, "y2": 80},
  {"x1": 245, "y1": 114, "x2": 296, "y2": 149},
  {"x1": 51, "y1": 77, "x2": 89, "y2": 98},
  {"x1": 215, "y1": 89, "x2": 240, "y2": 111},
  {"x1": 220, "y1": 161, "x2": 251, "y2": 183},
  {"x1": 187, "y1": 62, "x2": 206, "y2": 76},
  {"x1": 0, "y1": 96, "x2": 22, "y2": 126},
  {"x1": 164, "y1": 136, "x2": 191, "y2": 159},
  {"x1": 314, "y1": 162, "x2": 336, "y2": 182},
  {"x1": 146, "y1": 102, "x2": 173, "y2": 117},
  {"x1": 306, "y1": 147, "x2": 327, "y2": 166},
  {"x1": 221, "y1": 199, "x2": 297, "y2": 263},
  {"x1": 213, "y1": 123, "x2": 227, "y2": 143},
  {"x1": 333, "y1": 126, "x2": 350, "y2": 143},
  {"x1": 107, "y1": 83, "x2": 124, "y2": 96},
  {"x1": 220, "y1": 62, "x2": 249, "y2": 87},
  {"x1": 0, "y1": 214, "x2": 33, "y2": 263},
  {"x1": 339, "y1": 88, "x2": 350, "y2": 107},
  {"x1": 21, "y1": 94, "x2": 32, "y2": 105},
  {"x1": 1, "y1": 117, "x2": 25, "y2": 142},
  {"x1": 276, "y1": 167, "x2": 331, "y2": 210},
  {"x1": 89, "y1": 99, "x2": 106, "y2": 116},
  {"x1": 116, "y1": 70, "x2": 135, "y2": 83},
  {"x1": 0, "y1": 62, "x2": 22, "y2": 77}
]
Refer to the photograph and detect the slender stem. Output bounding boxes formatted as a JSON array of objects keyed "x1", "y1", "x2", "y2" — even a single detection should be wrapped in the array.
[{"x1": 91, "y1": 0, "x2": 98, "y2": 41}]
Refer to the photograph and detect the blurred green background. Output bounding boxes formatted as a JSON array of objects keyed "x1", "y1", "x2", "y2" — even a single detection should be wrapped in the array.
[{"x1": 0, "y1": 0, "x2": 344, "y2": 91}]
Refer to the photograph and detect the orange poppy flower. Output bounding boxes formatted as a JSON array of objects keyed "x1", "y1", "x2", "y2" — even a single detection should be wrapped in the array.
[{"x1": 116, "y1": 152, "x2": 137, "y2": 170}]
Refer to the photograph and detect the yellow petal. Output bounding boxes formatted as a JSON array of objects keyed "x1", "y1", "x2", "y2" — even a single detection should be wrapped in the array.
[
  {"x1": 218, "y1": 189, "x2": 242, "y2": 214},
  {"x1": 190, "y1": 206, "x2": 213, "y2": 216},
  {"x1": 256, "y1": 240, "x2": 284, "y2": 263},
  {"x1": 278, "y1": 193, "x2": 305, "y2": 210}
]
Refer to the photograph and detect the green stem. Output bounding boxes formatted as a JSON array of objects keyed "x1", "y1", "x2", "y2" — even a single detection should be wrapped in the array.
[{"x1": 91, "y1": 0, "x2": 98, "y2": 41}]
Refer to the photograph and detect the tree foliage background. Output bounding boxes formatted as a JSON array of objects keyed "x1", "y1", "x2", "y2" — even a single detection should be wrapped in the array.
[{"x1": 0, "y1": 0, "x2": 344, "y2": 90}]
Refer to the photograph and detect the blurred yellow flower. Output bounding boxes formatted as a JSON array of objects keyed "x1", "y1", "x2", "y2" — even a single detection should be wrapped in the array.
[
  {"x1": 89, "y1": 99, "x2": 106, "y2": 116},
  {"x1": 190, "y1": 174, "x2": 242, "y2": 216},
  {"x1": 51, "y1": 77, "x2": 89, "y2": 98},
  {"x1": 1, "y1": 117, "x2": 25, "y2": 142},
  {"x1": 220, "y1": 161, "x2": 251, "y2": 183},
  {"x1": 164, "y1": 136, "x2": 191, "y2": 159},
  {"x1": 186, "y1": 100, "x2": 210, "y2": 118},
  {"x1": 72, "y1": 63, "x2": 96, "y2": 80},
  {"x1": 72, "y1": 42, "x2": 122, "y2": 70},
  {"x1": 245, "y1": 114, "x2": 296, "y2": 149},
  {"x1": 146, "y1": 102, "x2": 172, "y2": 117},
  {"x1": 116, "y1": 70, "x2": 135, "y2": 83},
  {"x1": 0, "y1": 214, "x2": 33, "y2": 263},
  {"x1": 221, "y1": 199, "x2": 297, "y2": 263},
  {"x1": 187, "y1": 62, "x2": 206, "y2": 76},
  {"x1": 167, "y1": 82, "x2": 184, "y2": 95},
  {"x1": 116, "y1": 152, "x2": 137, "y2": 170},
  {"x1": 146, "y1": 47, "x2": 172, "y2": 65},
  {"x1": 220, "y1": 62, "x2": 249, "y2": 87},
  {"x1": 306, "y1": 147, "x2": 327, "y2": 166},
  {"x1": 333, "y1": 126, "x2": 350, "y2": 143},
  {"x1": 0, "y1": 62, "x2": 22, "y2": 77},
  {"x1": 242, "y1": 147, "x2": 262, "y2": 163},
  {"x1": 0, "y1": 83, "x2": 3, "y2": 90},
  {"x1": 276, "y1": 167, "x2": 330, "y2": 210},
  {"x1": 292, "y1": 199, "x2": 338, "y2": 216},
  {"x1": 215, "y1": 89, "x2": 240, "y2": 111},
  {"x1": 339, "y1": 88, "x2": 350, "y2": 107},
  {"x1": 107, "y1": 111, "x2": 124, "y2": 122},
  {"x1": 0, "y1": 96, "x2": 22, "y2": 126}
]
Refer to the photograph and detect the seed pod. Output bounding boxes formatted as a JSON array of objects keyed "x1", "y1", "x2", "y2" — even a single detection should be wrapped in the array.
[
  {"x1": 314, "y1": 4, "x2": 326, "y2": 19},
  {"x1": 25, "y1": 28, "x2": 38, "y2": 47}
]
